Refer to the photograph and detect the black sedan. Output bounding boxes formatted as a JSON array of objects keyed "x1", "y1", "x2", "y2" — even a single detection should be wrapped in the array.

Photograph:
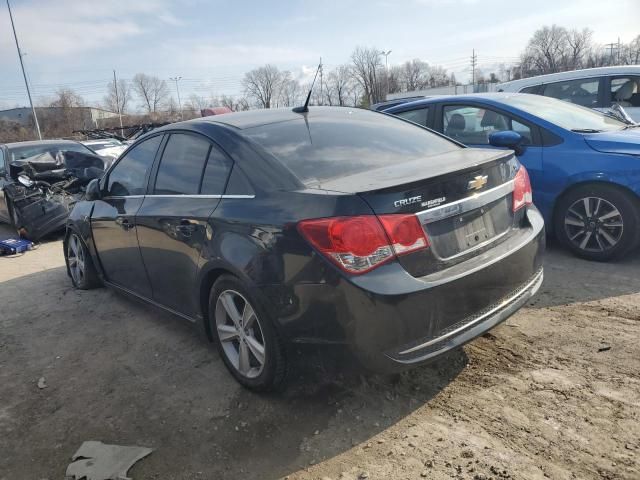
[{"x1": 64, "y1": 107, "x2": 545, "y2": 391}]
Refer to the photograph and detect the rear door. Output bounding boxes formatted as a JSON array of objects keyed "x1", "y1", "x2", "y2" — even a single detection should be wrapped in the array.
[
  {"x1": 436, "y1": 103, "x2": 544, "y2": 194},
  {"x1": 136, "y1": 132, "x2": 233, "y2": 317},
  {"x1": 90, "y1": 134, "x2": 163, "y2": 297}
]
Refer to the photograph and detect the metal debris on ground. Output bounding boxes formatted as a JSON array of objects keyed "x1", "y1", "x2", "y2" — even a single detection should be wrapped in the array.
[{"x1": 65, "y1": 441, "x2": 153, "y2": 480}]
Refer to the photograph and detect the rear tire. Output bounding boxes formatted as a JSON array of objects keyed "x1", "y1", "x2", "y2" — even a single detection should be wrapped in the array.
[
  {"x1": 208, "y1": 275, "x2": 287, "y2": 392},
  {"x1": 554, "y1": 184, "x2": 640, "y2": 261},
  {"x1": 65, "y1": 232, "x2": 102, "y2": 289}
]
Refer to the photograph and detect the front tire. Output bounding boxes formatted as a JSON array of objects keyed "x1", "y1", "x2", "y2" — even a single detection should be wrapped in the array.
[
  {"x1": 554, "y1": 184, "x2": 640, "y2": 261},
  {"x1": 208, "y1": 275, "x2": 287, "y2": 392},
  {"x1": 65, "y1": 232, "x2": 101, "y2": 289}
]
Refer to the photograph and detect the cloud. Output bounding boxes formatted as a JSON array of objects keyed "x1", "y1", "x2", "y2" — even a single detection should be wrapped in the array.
[{"x1": 0, "y1": 0, "x2": 180, "y2": 57}]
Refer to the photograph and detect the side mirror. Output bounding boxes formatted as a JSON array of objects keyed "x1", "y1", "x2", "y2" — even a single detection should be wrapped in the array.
[
  {"x1": 85, "y1": 178, "x2": 102, "y2": 201},
  {"x1": 489, "y1": 130, "x2": 525, "y2": 155}
]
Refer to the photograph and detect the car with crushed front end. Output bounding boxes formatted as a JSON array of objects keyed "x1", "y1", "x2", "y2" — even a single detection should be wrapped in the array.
[{"x1": 64, "y1": 106, "x2": 544, "y2": 391}]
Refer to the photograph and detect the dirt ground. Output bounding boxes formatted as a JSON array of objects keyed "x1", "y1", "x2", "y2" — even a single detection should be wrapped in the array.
[{"x1": 0, "y1": 223, "x2": 638, "y2": 480}]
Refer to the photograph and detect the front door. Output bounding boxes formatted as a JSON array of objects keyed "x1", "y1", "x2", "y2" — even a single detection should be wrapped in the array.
[
  {"x1": 136, "y1": 132, "x2": 232, "y2": 317},
  {"x1": 91, "y1": 134, "x2": 163, "y2": 297},
  {"x1": 439, "y1": 104, "x2": 544, "y2": 191}
]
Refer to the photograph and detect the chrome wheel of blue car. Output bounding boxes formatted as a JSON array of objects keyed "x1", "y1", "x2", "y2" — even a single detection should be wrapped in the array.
[
  {"x1": 564, "y1": 196, "x2": 624, "y2": 253},
  {"x1": 555, "y1": 184, "x2": 640, "y2": 261}
]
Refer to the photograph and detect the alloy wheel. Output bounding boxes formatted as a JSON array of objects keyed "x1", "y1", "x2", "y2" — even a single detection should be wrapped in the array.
[
  {"x1": 215, "y1": 290, "x2": 266, "y2": 379},
  {"x1": 563, "y1": 196, "x2": 624, "y2": 253},
  {"x1": 67, "y1": 234, "x2": 86, "y2": 285}
]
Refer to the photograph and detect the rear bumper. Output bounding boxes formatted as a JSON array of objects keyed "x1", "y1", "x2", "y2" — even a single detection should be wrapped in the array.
[
  {"x1": 262, "y1": 207, "x2": 545, "y2": 371},
  {"x1": 385, "y1": 267, "x2": 542, "y2": 365}
]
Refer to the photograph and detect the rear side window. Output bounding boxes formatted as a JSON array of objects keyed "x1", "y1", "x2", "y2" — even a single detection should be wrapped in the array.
[
  {"x1": 200, "y1": 144, "x2": 233, "y2": 195},
  {"x1": 154, "y1": 133, "x2": 211, "y2": 195},
  {"x1": 107, "y1": 135, "x2": 162, "y2": 196},
  {"x1": 243, "y1": 110, "x2": 458, "y2": 185},
  {"x1": 541, "y1": 78, "x2": 600, "y2": 107},
  {"x1": 0, "y1": 148, "x2": 5, "y2": 174},
  {"x1": 395, "y1": 107, "x2": 429, "y2": 126}
]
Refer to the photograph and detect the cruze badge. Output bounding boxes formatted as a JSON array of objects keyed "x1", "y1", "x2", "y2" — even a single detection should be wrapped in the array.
[
  {"x1": 467, "y1": 175, "x2": 488, "y2": 191},
  {"x1": 394, "y1": 195, "x2": 422, "y2": 208}
]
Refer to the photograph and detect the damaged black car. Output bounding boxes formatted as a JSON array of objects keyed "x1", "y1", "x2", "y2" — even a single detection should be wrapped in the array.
[{"x1": 0, "y1": 140, "x2": 109, "y2": 241}]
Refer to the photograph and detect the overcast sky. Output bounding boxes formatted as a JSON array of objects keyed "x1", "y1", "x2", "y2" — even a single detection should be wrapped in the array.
[{"x1": 1, "y1": 0, "x2": 638, "y2": 109}]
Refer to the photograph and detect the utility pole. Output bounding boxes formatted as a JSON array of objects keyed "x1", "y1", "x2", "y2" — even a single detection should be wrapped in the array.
[
  {"x1": 604, "y1": 42, "x2": 617, "y2": 65},
  {"x1": 7, "y1": 0, "x2": 41, "y2": 139},
  {"x1": 170, "y1": 76, "x2": 183, "y2": 120},
  {"x1": 618, "y1": 37, "x2": 621, "y2": 64},
  {"x1": 113, "y1": 70, "x2": 124, "y2": 137},
  {"x1": 381, "y1": 50, "x2": 392, "y2": 99},
  {"x1": 319, "y1": 57, "x2": 323, "y2": 106},
  {"x1": 470, "y1": 49, "x2": 478, "y2": 91}
]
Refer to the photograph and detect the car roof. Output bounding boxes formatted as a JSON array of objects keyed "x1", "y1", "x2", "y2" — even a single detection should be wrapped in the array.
[
  {"x1": 497, "y1": 65, "x2": 640, "y2": 91},
  {"x1": 386, "y1": 92, "x2": 526, "y2": 111},
  {"x1": 3, "y1": 139, "x2": 81, "y2": 149},
  {"x1": 157, "y1": 106, "x2": 385, "y2": 132}
]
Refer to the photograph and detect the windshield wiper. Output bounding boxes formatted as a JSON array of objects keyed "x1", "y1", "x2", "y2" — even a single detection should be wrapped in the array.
[
  {"x1": 571, "y1": 128, "x2": 603, "y2": 133},
  {"x1": 622, "y1": 123, "x2": 640, "y2": 130}
]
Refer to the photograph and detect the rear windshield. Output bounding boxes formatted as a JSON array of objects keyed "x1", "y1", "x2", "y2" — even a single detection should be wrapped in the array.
[
  {"x1": 8, "y1": 143, "x2": 94, "y2": 162},
  {"x1": 242, "y1": 110, "x2": 459, "y2": 185}
]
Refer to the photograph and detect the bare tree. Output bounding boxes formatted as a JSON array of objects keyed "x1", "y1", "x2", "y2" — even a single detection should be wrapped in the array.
[
  {"x1": 132, "y1": 73, "x2": 170, "y2": 114},
  {"x1": 566, "y1": 28, "x2": 593, "y2": 70},
  {"x1": 278, "y1": 72, "x2": 302, "y2": 107},
  {"x1": 185, "y1": 94, "x2": 209, "y2": 113},
  {"x1": 620, "y1": 35, "x2": 640, "y2": 65},
  {"x1": 103, "y1": 79, "x2": 131, "y2": 114},
  {"x1": 400, "y1": 59, "x2": 430, "y2": 91},
  {"x1": 243, "y1": 64, "x2": 286, "y2": 109},
  {"x1": 325, "y1": 65, "x2": 354, "y2": 106},
  {"x1": 351, "y1": 47, "x2": 384, "y2": 106}
]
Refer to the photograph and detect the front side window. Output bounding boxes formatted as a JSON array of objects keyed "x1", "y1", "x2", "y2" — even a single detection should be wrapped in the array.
[
  {"x1": 395, "y1": 107, "x2": 429, "y2": 127},
  {"x1": 442, "y1": 105, "x2": 531, "y2": 144},
  {"x1": 541, "y1": 78, "x2": 600, "y2": 107},
  {"x1": 107, "y1": 135, "x2": 162, "y2": 196},
  {"x1": 0, "y1": 148, "x2": 5, "y2": 174},
  {"x1": 610, "y1": 76, "x2": 640, "y2": 107},
  {"x1": 154, "y1": 134, "x2": 211, "y2": 195}
]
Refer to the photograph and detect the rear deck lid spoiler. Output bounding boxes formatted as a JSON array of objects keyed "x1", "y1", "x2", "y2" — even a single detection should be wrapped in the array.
[{"x1": 310, "y1": 148, "x2": 515, "y2": 194}]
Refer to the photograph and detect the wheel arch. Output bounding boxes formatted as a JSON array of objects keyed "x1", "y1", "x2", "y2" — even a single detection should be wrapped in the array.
[
  {"x1": 198, "y1": 266, "x2": 238, "y2": 341},
  {"x1": 550, "y1": 180, "x2": 640, "y2": 234}
]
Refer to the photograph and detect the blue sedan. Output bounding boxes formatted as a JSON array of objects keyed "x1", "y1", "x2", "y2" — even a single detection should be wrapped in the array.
[{"x1": 385, "y1": 93, "x2": 640, "y2": 261}]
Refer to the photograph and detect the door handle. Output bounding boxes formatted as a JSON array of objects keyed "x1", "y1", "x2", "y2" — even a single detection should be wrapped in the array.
[{"x1": 116, "y1": 217, "x2": 134, "y2": 231}]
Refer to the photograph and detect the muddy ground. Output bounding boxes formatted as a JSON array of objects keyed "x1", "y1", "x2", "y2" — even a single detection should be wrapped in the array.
[{"x1": 0, "y1": 223, "x2": 638, "y2": 480}]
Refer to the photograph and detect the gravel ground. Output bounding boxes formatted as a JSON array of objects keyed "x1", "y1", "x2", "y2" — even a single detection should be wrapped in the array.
[{"x1": 0, "y1": 223, "x2": 638, "y2": 480}]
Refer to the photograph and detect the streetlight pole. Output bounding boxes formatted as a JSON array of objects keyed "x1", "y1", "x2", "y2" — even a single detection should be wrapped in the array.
[
  {"x1": 380, "y1": 50, "x2": 392, "y2": 99},
  {"x1": 170, "y1": 76, "x2": 183, "y2": 120},
  {"x1": 7, "y1": 0, "x2": 41, "y2": 139}
]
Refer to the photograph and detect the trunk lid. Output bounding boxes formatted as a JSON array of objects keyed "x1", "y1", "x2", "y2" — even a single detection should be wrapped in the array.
[{"x1": 318, "y1": 148, "x2": 522, "y2": 277}]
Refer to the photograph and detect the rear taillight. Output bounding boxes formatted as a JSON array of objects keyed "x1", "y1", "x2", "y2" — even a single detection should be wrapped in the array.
[
  {"x1": 298, "y1": 214, "x2": 429, "y2": 274},
  {"x1": 512, "y1": 165, "x2": 533, "y2": 212}
]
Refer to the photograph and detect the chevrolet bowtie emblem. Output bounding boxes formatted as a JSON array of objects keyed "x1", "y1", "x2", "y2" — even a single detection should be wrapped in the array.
[{"x1": 467, "y1": 175, "x2": 488, "y2": 191}]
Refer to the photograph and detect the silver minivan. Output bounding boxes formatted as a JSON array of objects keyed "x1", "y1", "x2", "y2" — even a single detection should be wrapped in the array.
[{"x1": 497, "y1": 66, "x2": 640, "y2": 122}]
